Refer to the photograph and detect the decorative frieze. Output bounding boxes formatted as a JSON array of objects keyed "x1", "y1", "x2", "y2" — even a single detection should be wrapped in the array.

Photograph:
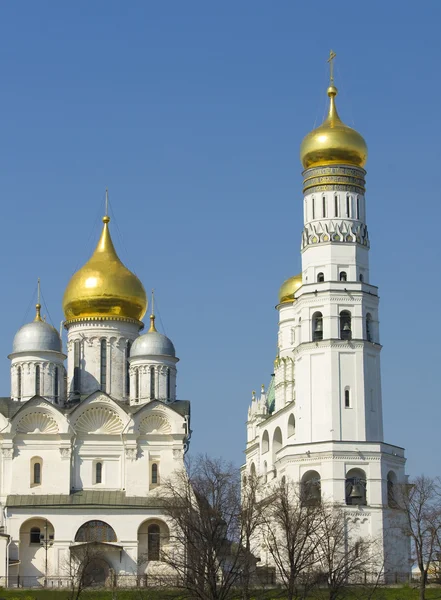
[{"x1": 301, "y1": 220, "x2": 369, "y2": 249}]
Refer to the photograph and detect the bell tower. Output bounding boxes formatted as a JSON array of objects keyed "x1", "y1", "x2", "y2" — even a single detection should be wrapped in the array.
[{"x1": 244, "y1": 53, "x2": 410, "y2": 580}]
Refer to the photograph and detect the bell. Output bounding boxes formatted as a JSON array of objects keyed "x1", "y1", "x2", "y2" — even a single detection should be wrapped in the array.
[
  {"x1": 314, "y1": 320, "x2": 323, "y2": 333},
  {"x1": 349, "y1": 483, "x2": 364, "y2": 499},
  {"x1": 307, "y1": 483, "x2": 321, "y2": 501},
  {"x1": 343, "y1": 322, "x2": 351, "y2": 332}
]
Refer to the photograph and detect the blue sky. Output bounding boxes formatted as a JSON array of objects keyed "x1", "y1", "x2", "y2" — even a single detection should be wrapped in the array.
[{"x1": 0, "y1": 1, "x2": 440, "y2": 476}]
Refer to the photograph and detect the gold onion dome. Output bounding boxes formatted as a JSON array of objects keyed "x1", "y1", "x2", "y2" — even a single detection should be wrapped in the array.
[
  {"x1": 63, "y1": 216, "x2": 147, "y2": 322},
  {"x1": 300, "y1": 85, "x2": 368, "y2": 169},
  {"x1": 278, "y1": 273, "x2": 303, "y2": 304}
]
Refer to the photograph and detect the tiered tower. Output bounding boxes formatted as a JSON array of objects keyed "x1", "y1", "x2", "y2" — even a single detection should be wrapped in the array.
[{"x1": 245, "y1": 54, "x2": 410, "y2": 579}]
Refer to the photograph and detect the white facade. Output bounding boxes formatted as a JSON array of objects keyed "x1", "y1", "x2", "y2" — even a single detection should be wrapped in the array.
[
  {"x1": 244, "y1": 127, "x2": 410, "y2": 581},
  {"x1": 0, "y1": 222, "x2": 190, "y2": 588}
]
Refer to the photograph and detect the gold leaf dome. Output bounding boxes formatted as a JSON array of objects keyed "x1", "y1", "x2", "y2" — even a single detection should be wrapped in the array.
[
  {"x1": 300, "y1": 85, "x2": 367, "y2": 170},
  {"x1": 63, "y1": 216, "x2": 147, "y2": 323},
  {"x1": 278, "y1": 273, "x2": 303, "y2": 304}
]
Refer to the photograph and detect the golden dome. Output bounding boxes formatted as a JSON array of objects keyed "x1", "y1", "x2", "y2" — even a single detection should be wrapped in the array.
[
  {"x1": 278, "y1": 273, "x2": 303, "y2": 304},
  {"x1": 300, "y1": 85, "x2": 368, "y2": 170},
  {"x1": 63, "y1": 216, "x2": 147, "y2": 323}
]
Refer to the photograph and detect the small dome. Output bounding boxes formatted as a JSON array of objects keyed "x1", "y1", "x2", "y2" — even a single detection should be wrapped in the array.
[
  {"x1": 131, "y1": 331, "x2": 176, "y2": 358},
  {"x1": 63, "y1": 216, "x2": 147, "y2": 323},
  {"x1": 13, "y1": 307, "x2": 62, "y2": 354},
  {"x1": 131, "y1": 315, "x2": 176, "y2": 358},
  {"x1": 278, "y1": 274, "x2": 302, "y2": 304},
  {"x1": 300, "y1": 85, "x2": 367, "y2": 170}
]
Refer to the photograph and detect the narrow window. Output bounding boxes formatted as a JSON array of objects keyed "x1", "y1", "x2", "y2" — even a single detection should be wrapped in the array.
[
  {"x1": 34, "y1": 461, "x2": 41, "y2": 484},
  {"x1": 135, "y1": 368, "x2": 139, "y2": 401},
  {"x1": 151, "y1": 463, "x2": 158, "y2": 485},
  {"x1": 73, "y1": 340, "x2": 81, "y2": 394},
  {"x1": 366, "y1": 313, "x2": 372, "y2": 342},
  {"x1": 322, "y1": 196, "x2": 326, "y2": 217},
  {"x1": 100, "y1": 340, "x2": 107, "y2": 392},
  {"x1": 17, "y1": 367, "x2": 22, "y2": 400},
  {"x1": 345, "y1": 389, "x2": 350, "y2": 408},
  {"x1": 35, "y1": 365, "x2": 41, "y2": 396},
  {"x1": 54, "y1": 367, "x2": 59, "y2": 403},
  {"x1": 312, "y1": 313, "x2": 323, "y2": 342},
  {"x1": 340, "y1": 271, "x2": 347, "y2": 282},
  {"x1": 359, "y1": 273, "x2": 364, "y2": 282},
  {"x1": 312, "y1": 197, "x2": 315, "y2": 220},
  {"x1": 166, "y1": 368, "x2": 171, "y2": 400},
  {"x1": 30, "y1": 527, "x2": 41, "y2": 544},
  {"x1": 346, "y1": 195, "x2": 350, "y2": 217},
  {"x1": 317, "y1": 272, "x2": 324, "y2": 283},
  {"x1": 148, "y1": 524, "x2": 160, "y2": 561},
  {"x1": 355, "y1": 542, "x2": 360, "y2": 558},
  {"x1": 356, "y1": 196, "x2": 360, "y2": 220},
  {"x1": 126, "y1": 341, "x2": 131, "y2": 397},
  {"x1": 334, "y1": 195, "x2": 338, "y2": 217},
  {"x1": 150, "y1": 366, "x2": 155, "y2": 399},
  {"x1": 96, "y1": 462, "x2": 102, "y2": 484}
]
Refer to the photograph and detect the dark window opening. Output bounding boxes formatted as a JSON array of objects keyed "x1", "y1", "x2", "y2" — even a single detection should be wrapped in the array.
[
  {"x1": 73, "y1": 341, "x2": 81, "y2": 395},
  {"x1": 35, "y1": 365, "x2": 40, "y2": 396},
  {"x1": 340, "y1": 311, "x2": 352, "y2": 340},
  {"x1": 152, "y1": 463, "x2": 158, "y2": 485},
  {"x1": 100, "y1": 340, "x2": 107, "y2": 392},
  {"x1": 366, "y1": 314, "x2": 372, "y2": 342},
  {"x1": 340, "y1": 271, "x2": 347, "y2": 282},
  {"x1": 345, "y1": 389, "x2": 350, "y2": 408},
  {"x1": 317, "y1": 272, "x2": 324, "y2": 283},
  {"x1": 322, "y1": 196, "x2": 326, "y2": 217},
  {"x1": 334, "y1": 195, "x2": 338, "y2": 217},
  {"x1": 96, "y1": 462, "x2": 102, "y2": 484},
  {"x1": 346, "y1": 195, "x2": 350, "y2": 217},
  {"x1": 54, "y1": 367, "x2": 59, "y2": 402},
  {"x1": 75, "y1": 521, "x2": 117, "y2": 543},
  {"x1": 150, "y1": 367, "x2": 155, "y2": 399},
  {"x1": 126, "y1": 341, "x2": 131, "y2": 397},
  {"x1": 17, "y1": 367, "x2": 22, "y2": 400},
  {"x1": 33, "y1": 462, "x2": 41, "y2": 485},
  {"x1": 148, "y1": 524, "x2": 160, "y2": 561},
  {"x1": 166, "y1": 368, "x2": 171, "y2": 399},
  {"x1": 30, "y1": 527, "x2": 41, "y2": 544},
  {"x1": 356, "y1": 196, "x2": 360, "y2": 220},
  {"x1": 312, "y1": 198, "x2": 315, "y2": 220},
  {"x1": 312, "y1": 313, "x2": 323, "y2": 342}
]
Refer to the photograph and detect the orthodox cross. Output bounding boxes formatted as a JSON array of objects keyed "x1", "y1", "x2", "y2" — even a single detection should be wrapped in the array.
[{"x1": 327, "y1": 50, "x2": 337, "y2": 84}]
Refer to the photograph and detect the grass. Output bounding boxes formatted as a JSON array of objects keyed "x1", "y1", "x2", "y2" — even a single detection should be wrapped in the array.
[{"x1": 0, "y1": 587, "x2": 440, "y2": 600}]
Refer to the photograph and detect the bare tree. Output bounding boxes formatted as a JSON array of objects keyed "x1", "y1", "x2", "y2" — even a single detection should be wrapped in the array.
[
  {"x1": 161, "y1": 455, "x2": 247, "y2": 600},
  {"x1": 240, "y1": 471, "x2": 265, "y2": 600},
  {"x1": 260, "y1": 477, "x2": 324, "y2": 600},
  {"x1": 313, "y1": 502, "x2": 383, "y2": 600},
  {"x1": 65, "y1": 542, "x2": 109, "y2": 600},
  {"x1": 395, "y1": 475, "x2": 441, "y2": 600}
]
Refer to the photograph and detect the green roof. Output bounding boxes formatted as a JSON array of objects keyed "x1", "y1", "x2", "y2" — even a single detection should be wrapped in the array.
[{"x1": 6, "y1": 490, "x2": 165, "y2": 509}]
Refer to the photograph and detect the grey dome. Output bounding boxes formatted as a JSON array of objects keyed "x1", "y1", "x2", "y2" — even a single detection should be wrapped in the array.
[
  {"x1": 12, "y1": 321, "x2": 62, "y2": 354},
  {"x1": 131, "y1": 331, "x2": 176, "y2": 358}
]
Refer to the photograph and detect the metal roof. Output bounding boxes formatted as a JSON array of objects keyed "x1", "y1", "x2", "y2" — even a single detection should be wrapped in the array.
[{"x1": 6, "y1": 490, "x2": 165, "y2": 509}]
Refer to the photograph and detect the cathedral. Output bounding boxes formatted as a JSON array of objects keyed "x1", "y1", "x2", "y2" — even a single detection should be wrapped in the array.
[
  {"x1": 0, "y1": 203, "x2": 190, "y2": 586},
  {"x1": 244, "y1": 61, "x2": 410, "y2": 580}
]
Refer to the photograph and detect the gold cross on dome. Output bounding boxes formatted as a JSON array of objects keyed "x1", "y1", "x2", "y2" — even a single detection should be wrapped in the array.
[{"x1": 327, "y1": 50, "x2": 337, "y2": 84}]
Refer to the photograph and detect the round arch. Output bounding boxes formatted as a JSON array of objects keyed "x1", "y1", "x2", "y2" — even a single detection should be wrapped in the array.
[
  {"x1": 75, "y1": 520, "x2": 117, "y2": 543},
  {"x1": 137, "y1": 519, "x2": 169, "y2": 569}
]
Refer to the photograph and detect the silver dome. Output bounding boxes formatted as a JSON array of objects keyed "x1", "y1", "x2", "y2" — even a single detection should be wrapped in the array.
[
  {"x1": 131, "y1": 331, "x2": 176, "y2": 358},
  {"x1": 12, "y1": 321, "x2": 62, "y2": 354}
]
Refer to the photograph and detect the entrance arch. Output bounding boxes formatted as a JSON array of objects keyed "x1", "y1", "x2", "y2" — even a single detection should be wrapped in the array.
[
  {"x1": 18, "y1": 518, "x2": 55, "y2": 586},
  {"x1": 137, "y1": 519, "x2": 169, "y2": 571},
  {"x1": 75, "y1": 520, "x2": 117, "y2": 543}
]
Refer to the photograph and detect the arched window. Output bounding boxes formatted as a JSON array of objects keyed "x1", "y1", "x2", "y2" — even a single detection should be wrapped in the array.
[
  {"x1": 150, "y1": 367, "x2": 155, "y2": 399},
  {"x1": 322, "y1": 196, "x2": 326, "y2": 217},
  {"x1": 30, "y1": 527, "x2": 41, "y2": 544},
  {"x1": 263, "y1": 461, "x2": 267, "y2": 483},
  {"x1": 272, "y1": 427, "x2": 282, "y2": 468},
  {"x1": 31, "y1": 457, "x2": 42, "y2": 486},
  {"x1": 126, "y1": 341, "x2": 131, "y2": 397},
  {"x1": 151, "y1": 463, "x2": 159, "y2": 485},
  {"x1": 346, "y1": 195, "x2": 351, "y2": 217},
  {"x1": 100, "y1": 340, "x2": 107, "y2": 392},
  {"x1": 73, "y1": 340, "x2": 81, "y2": 395},
  {"x1": 250, "y1": 462, "x2": 256, "y2": 479},
  {"x1": 95, "y1": 462, "x2": 102, "y2": 484},
  {"x1": 148, "y1": 524, "x2": 161, "y2": 561},
  {"x1": 135, "y1": 368, "x2": 140, "y2": 401},
  {"x1": 262, "y1": 430, "x2": 269, "y2": 454},
  {"x1": 344, "y1": 388, "x2": 351, "y2": 408},
  {"x1": 35, "y1": 365, "x2": 41, "y2": 396},
  {"x1": 54, "y1": 367, "x2": 59, "y2": 403},
  {"x1": 312, "y1": 312, "x2": 323, "y2": 341},
  {"x1": 17, "y1": 366, "x2": 22, "y2": 400},
  {"x1": 317, "y1": 272, "x2": 324, "y2": 283},
  {"x1": 33, "y1": 462, "x2": 41, "y2": 485},
  {"x1": 356, "y1": 196, "x2": 360, "y2": 220},
  {"x1": 75, "y1": 521, "x2": 117, "y2": 543},
  {"x1": 301, "y1": 470, "x2": 321, "y2": 507},
  {"x1": 354, "y1": 541, "x2": 360, "y2": 558},
  {"x1": 334, "y1": 195, "x2": 338, "y2": 217},
  {"x1": 366, "y1": 313, "x2": 373, "y2": 342},
  {"x1": 388, "y1": 471, "x2": 397, "y2": 508},
  {"x1": 340, "y1": 311, "x2": 352, "y2": 340},
  {"x1": 166, "y1": 368, "x2": 171, "y2": 400},
  {"x1": 288, "y1": 414, "x2": 296, "y2": 437},
  {"x1": 345, "y1": 469, "x2": 367, "y2": 506},
  {"x1": 339, "y1": 271, "x2": 347, "y2": 282}
]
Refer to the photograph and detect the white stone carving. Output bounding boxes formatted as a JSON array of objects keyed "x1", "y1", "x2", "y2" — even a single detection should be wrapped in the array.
[
  {"x1": 75, "y1": 407, "x2": 124, "y2": 434},
  {"x1": 139, "y1": 414, "x2": 171, "y2": 435},
  {"x1": 17, "y1": 412, "x2": 59, "y2": 434},
  {"x1": 125, "y1": 447, "x2": 137, "y2": 460},
  {"x1": 2, "y1": 448, "x2": 13, "y2": 459}
]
